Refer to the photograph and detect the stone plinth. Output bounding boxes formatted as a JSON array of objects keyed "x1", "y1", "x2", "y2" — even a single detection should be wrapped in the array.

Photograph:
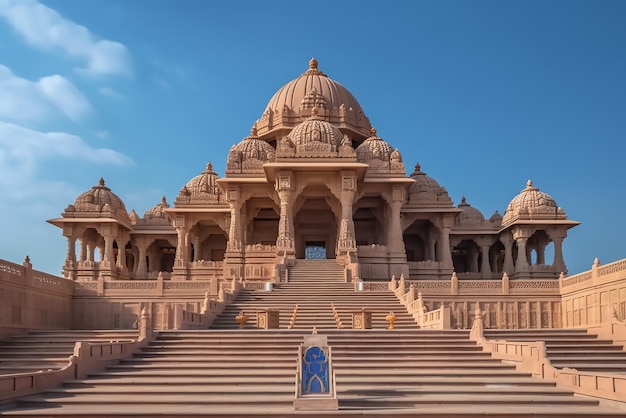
[
  {"x1": 352, "y1": 309, "x2": 372, "y2": 329},
  {"x1": 257, "y1": 310, "x2": 280, "y2": 329}
]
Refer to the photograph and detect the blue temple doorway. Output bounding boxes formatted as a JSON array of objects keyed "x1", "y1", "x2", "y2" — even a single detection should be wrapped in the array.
[{"x1": 305, "y1": 241, "x2": 327, "y2": 259}]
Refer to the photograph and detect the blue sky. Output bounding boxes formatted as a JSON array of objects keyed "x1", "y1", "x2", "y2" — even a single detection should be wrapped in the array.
[{"x1": 0, "y1": 0, "x2": 624, "y2": 276}]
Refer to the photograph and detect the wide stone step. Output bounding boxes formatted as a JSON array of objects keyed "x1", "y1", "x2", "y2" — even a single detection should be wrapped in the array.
[{"x1": 13, "y1": 392, "x2": 599, "y2": 407}]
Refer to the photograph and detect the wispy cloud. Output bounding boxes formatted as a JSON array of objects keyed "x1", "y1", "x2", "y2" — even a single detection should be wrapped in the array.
[
  {"x1": 0, "y1": 0, "x2": 132, "y2": 77},
  {"x1": 0, "y1": 121, "x2": 133, "y2": 199},
  {"x1": 0, "y1": 64, "x2": 93, "y2": 122},
  {"x1": 99, "y1": 86, "x2": 127, "y2": 101}
]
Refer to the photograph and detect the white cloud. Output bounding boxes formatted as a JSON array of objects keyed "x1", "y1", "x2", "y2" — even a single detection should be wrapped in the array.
[
  {"x1": 0, "y1": 0, "x2": 132, "y2": 77},
  {"x1": 0, "y1": 121, "x2": 133, "y2": 195},
  {"x1": 99, "y1": 86, "x2": 127, "y2": 101},
  {"x1": 39, "y1": 74, "x2": 93, "y2": 120},
  {"x1": 0, "y1": 64, "x2": 93, "y2": 122}
]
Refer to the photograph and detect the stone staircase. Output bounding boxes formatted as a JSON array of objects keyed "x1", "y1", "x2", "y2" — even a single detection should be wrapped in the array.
[
  {"x1": 0, "y1": 330, "x2": 138, "y2": 375},
  {"x1": 211, "y1": 259, "x2": 416, "y2": 330},
  {"x1": 3, "y1": 329, "x2": 626, "y2": 416},
  {"x1": 484, "y1": 328, "x2": 626, "y2": 372}
]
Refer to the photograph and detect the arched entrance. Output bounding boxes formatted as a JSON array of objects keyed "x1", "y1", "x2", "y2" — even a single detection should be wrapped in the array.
[{"x1": 293, "y1": 187, "x2": 339, "y2": 259}]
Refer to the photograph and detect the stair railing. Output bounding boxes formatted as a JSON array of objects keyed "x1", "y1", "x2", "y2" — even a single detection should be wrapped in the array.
[
  {"x1": 288, "y1": 304, "x2": 298, "y2": 329},
  {"x1": 331, "y1": 303, "x2": 343, "y2": 329}
]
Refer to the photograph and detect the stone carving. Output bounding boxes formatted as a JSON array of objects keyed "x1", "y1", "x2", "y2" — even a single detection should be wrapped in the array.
[
  {"x1": 502, "y1": 180, "x2": 567, "y2": 226},
  {"x1": 175, "y1": 162, "x2": 225, "y2": 206},
  {"x1": 226, "y1": 126, "x2": 276, "y2": 174}
]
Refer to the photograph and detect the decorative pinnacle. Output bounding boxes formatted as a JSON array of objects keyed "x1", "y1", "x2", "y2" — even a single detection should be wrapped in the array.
[
  {"x1": 527, "y1": 179, "x2": 533, "y2": 188},
  {"x1": 461, "y1": 196, "x2": 467, "y2": 204},
  {"x1": 311, "y1": 106, "x2": 319, "y2": 116},
  {"x1": 309, "y1": 57, "x2": 318, "y2": 70},
  {"x1": 206, "y1": 162, "x2": 213, "y2": 171},
  {"x1": 370, "y1": 127, "x2": 377, "y2": 137},
  {"x1": 161, "y1": 196, "x2": 167, "y2": 204},
  {"x1": 250, "y1": 124, "x2": 258, "y2": 137},
  {"x1": 98, "y1": 177, "x2": 105, "y2": 186},
  {"x1": 414, "y1": 163, "x2": 421, "y2": 172}
]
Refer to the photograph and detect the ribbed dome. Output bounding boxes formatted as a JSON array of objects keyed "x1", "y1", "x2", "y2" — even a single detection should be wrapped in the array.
[
  {"x1": 356, "y1": 128, "x2": 393, "y2": 162},
  {"x1": 175, "y1": 162, "x2": 224, "y2": 206},
  {"x1": 290, "y1": 108, "x2": 343, "y2": 148},
  {"x1": 407, "y1": 163, "x2": 453, "y2": 206},
  {"x1": 502, "y1": 180, "x2": 565, "y2": 225},
  {"x1": 255, "y1": 58, "x2": 371, "y2": 139},
  {"x1": 66, "y1": 178, "x2": 130, "y2": 222},
  {"x1": 144, "y1": 196, "x2": 170, "y2": 219},
  {"x1": 456, "y1": 197, "x2": 485, "y2": 226},
  {"x1": 226, "y1": 127, "x2": 275, "y2": 174}
]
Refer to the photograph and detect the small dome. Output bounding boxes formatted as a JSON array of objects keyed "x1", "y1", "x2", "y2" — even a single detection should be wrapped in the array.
[
  {"x1": 175, "y1": 162, "x2": 224, "y2": 206},
  {"x1": 255, "y1": 58, "x2": 371, "y2": 140},
  {"x1": 356, "y1": 128, "x2": 392, "y2": 161},
  {"x1": 226, "y1": 127, "x2": 275, "y2": 174},
  {"x1": 456, "y1": 197, "x2": 485, "y2": 226},
  {"x1": 356, "y1": 128, "x2": 404, "y2": 173},
  {"x1": 66, "y1": 178, "x2": 130, "y2": 223},
  {"x1": 290, "y1": 108, "x2": 343, "y2": 148},
  {"x1": 407, "y1": 163, "x2": 453, "y2": 206},
  {"x1": 144, "y1": 196, "x2": 170, "y2": 219},
  {"x1": 502, "y1": 180, "x2": 565, "y2": 225}
]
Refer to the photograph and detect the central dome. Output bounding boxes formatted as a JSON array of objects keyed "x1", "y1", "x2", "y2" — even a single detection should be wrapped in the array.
[{"x1": 255, "y1": 58, "x2": 372, "y2": 141}]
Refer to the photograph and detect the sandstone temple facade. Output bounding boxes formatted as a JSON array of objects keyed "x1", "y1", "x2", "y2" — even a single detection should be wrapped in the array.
[
  {"x1": 50, "y1": 59, "x2": 577, "y2": 284},
  {"x1": 1, "y1": 59, "x2": 626, "y2": 415}
]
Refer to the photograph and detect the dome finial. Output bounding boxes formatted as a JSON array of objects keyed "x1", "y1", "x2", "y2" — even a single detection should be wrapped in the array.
[
  {"x1": 461, "y1": 196, "x2": 467, "y2": 204},
  {"x1": 99, "y1": 177, "x2": 105, "y2": 186},
  {"x1": 526, "y1": 179, "x2": 533, "y2": 188},
  {"x1": 414, "y1": 163, "x2": 421, "y2": 172},
  {"x1": 311, "y1": 106, "x2": 319, "y2": 116},
  {"x1": 250, "y1": 124, "x2": 258, "y2": 137},
  {"x1": 370, "y1": 127, "x2": 377, "y2": 137},
  {"x1": 161, "y1": 196, "x2": 167, "y2": 204},
  {"x1": 309, "y1": 57, "x2": 318, "y2": 70},
  {"x1": 206, "y1": 162, "x2": 213, "y2": 171}
]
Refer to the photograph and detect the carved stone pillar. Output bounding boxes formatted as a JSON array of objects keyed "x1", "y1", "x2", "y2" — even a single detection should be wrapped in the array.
[
  {"x1": 437, "y1": 227, "x2": 452, "y2": 270},
  {"x1": 480, "y1": 244, "x2": 491, "y2": 278},
  {"x1": 501, "y1": 233, "x2": 514, "y2": 275},
  {"x1": 79, "y1": 238, "x2": 87, "y2": 262},
  {"x1": 191, "y1": 233, "x2": 201, "y2": 262},
  {"x1": 550, "y1": 229, "x2": 567, "y2": 273},
  {"x1": 103, "y1": 234, "x2": 115, "y2": 269},
  {"x1": 116, "y1": 232, "x2": 129, "y2": 272},
  {"x1": 512, "y1": 227, "x2": 532, "y2": 273},
  {"x1": 275, "y1": 174, "x2": 295, "y2": 259},
  {"x1": 135, "y1": 237, "x2": 149, "y2": 277},
  {"x1": 337, "y1": 174, "x2": 356, "y2": 255},
  {"x1": 387, "y1": 187, "x2": 406, "y2": 254}
]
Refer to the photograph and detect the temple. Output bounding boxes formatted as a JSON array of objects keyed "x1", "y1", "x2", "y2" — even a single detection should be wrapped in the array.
[
  {"x1": 1, "y1": 59, "x2": 625, "y2": 416},
  {"x1": 49, "y1": 58, "x2": 577, "y2": 287}
]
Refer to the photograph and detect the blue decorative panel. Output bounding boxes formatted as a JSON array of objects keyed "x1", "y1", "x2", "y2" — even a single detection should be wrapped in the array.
[
  {"x1": 301, "y1": 346, "x2": 330, "y2": 394},
  {"x1": 305, "y1": 242, "x2": 326, "y2": 259}
]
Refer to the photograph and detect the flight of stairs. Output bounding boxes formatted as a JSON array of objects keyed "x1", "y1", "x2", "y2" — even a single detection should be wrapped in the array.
[
  {"x1": 484, "y1": 328, "x2": 626, "y2": 372},
  {"x1": 4, "y1": 329, "x2": 625, "y2": 417},
  {"x1": 0, "y1": 330, "x2": 138, "y2": 375},
  {"x1": 211, "y1": 259, "x2": 416, "y2": 330}
]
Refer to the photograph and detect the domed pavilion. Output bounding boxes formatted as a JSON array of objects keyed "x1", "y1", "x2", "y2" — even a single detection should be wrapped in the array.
[{"x1": 47, "y1": 59, "x2": 580, "y2": 329}]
